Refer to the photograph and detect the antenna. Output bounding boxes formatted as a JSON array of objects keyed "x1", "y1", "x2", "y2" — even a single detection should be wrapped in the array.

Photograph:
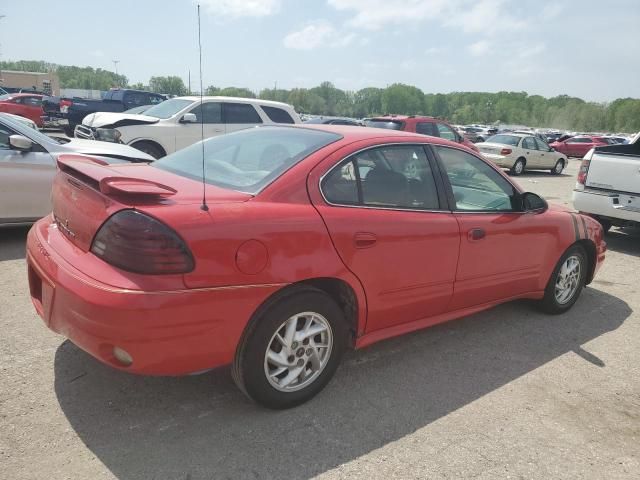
[{"x1": 197, "y1": 4, "x2": 208, "y2": 211}]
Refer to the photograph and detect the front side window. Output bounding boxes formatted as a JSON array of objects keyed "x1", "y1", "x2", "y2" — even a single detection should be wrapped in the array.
[
  {"x1": 224, "y1": 103, "x2": 262, "y2": 124},
  {"x1": 436, "y1": 146, "x2": 518, "y2": 212},
  {"x1": 436, "y1": 122, "x2": 457, "y2": 141},
  {"x1": 533, "y1": 138, "x2": 550, "y2": 150},
  {"x1": 322, "y1": 145, "x2": 440, "y2": 210},
  {"x1": 416, "y1": 122, "x2": 438, "y2": 136},
  {"x1": 153, "y1": 126, "x2": 341, "y2": 194},
  {"x1": 189, "y1": 102, "x2": 222, "y2": 123}
]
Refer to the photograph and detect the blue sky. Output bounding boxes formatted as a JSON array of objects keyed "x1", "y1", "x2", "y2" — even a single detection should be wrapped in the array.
[{"x1": 1, "y1": 0, "x2": 638, "y2": 101}]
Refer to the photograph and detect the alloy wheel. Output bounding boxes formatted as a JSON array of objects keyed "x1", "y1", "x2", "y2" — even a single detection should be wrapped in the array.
[{"x1": 554, "y1": 255, "x2": 582, "y2": 304}]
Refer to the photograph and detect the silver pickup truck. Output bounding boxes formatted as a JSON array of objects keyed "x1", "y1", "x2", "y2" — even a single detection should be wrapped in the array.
[{"x1": 572, "y1": 133, "x2": 640, "y2": 232}]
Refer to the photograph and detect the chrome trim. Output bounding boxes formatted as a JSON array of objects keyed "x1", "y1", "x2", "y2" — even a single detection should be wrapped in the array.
[{"x1": 318, "y1": 142, "x2": 451, "y2": 213}]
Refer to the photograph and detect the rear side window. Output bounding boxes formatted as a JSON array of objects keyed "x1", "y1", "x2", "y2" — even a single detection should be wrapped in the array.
[
  {"x1": 224, "y1": 103, "x2": 262, "y2": 124},
  {"x1": 261, "y1": 105, "x2": 295, "y2": 124},
  {"x1": 322, "y1": 145, "x2": 440, "y2": 210}
]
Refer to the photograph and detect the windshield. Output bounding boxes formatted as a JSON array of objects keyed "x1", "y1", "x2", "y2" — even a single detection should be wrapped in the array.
[
  {"x1": 486, "y1": 134, "x2": 521, "y2": 146},
  {"x1": 364, "y1": 120, "x2": 404, "y2": 130},
  {"x1": 142, "y1": 98, "x2": 194, "y2": 119},
  {"x1": 153, "y1": 126, "x2": 342, "y2": 194},
  {"x1": 0, "y1": 113, "x2": 61, "y2": 145}
]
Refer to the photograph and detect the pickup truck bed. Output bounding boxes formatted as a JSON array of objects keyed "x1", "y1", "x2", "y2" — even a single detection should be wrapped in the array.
[{"x1": 573, "y1": 138, "x2": 640, "y2": 231}]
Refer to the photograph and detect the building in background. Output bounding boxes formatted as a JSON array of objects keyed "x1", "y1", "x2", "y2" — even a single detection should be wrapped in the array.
[{"x1": 0, "y1": 70, "x2": 60, "y2": 95}]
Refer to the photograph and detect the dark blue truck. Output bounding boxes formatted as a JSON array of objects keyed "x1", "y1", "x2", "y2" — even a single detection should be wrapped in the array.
[{"x1": 60, "y1": 89, "x2": 166, "y2": 136}]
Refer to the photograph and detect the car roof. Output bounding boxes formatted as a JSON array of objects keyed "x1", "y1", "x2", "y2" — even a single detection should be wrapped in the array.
[
  {"x1": 175, "y1": 95, "x2": 292, "y2": 108},
  {"x1": 370, "y1": 115, "x2": 436, "y2": 121},
  {"x1": 1, "y1": 93, "x2": 43, "y2": 98},
  {"x1": 291, "y1": 124, "x2": 465, "y2": 148}
]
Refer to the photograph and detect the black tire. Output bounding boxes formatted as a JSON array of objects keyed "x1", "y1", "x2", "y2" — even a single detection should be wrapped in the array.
[
  {"x1": 510, "y1": 158, "x2": 526, "y2": 176},
  {"x1": 539, "y1": 245, "x2": 588, "y2": 314},
  {"x1": 596, "y1": 217, "x2": 612, "y2": 234},
  {"x1": 232, "y1": 288, "x2": 348, "y2": 409},
  {"x1": 551, "y1": 159, "x2": 565, "y2": 175},
  {"x1": 131, "y1": 141, "x2": 165, "y2": 159}
]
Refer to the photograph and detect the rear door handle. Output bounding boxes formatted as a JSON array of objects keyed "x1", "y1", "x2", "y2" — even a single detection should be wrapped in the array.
[
  {"x1": 354, "y1": 232, "x2": 377, "y2": 248},
  {"x1": 468, "y1": 228, "x2": 486, "y2": 241}
]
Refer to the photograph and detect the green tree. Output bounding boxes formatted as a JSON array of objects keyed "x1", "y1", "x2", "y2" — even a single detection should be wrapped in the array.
[
  {"x1": 382, "y1": 83, "x2": 424, "y2": 115},
  {"x1": 149, "y1": 76, "x2": 187, "y2": 96}
]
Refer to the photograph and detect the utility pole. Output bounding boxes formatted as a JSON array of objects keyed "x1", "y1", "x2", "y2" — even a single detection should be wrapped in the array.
[
  {"x1": 112, "y1": 60, "x2": 120, "y2": 87},
  {"x1": 188, "y1": 70, "x2": 191, "y2": 95}
]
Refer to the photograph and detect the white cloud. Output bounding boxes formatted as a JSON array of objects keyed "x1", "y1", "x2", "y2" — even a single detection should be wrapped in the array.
[
  {"x1": 199, "y1": 0, "x2": 280, "y2": 17},
  {"x1": 468, "y1": 40, "x2": 491, "y2": 56},
  {"x1": 328, "y1": 0, "x2": 449, "y2": 30},
  {"x1": 283, "y1": 21, "x2": 356, "y2": 50},
  {"x1": 444, "y1": 0, "x2": 526, "y2": 35}
]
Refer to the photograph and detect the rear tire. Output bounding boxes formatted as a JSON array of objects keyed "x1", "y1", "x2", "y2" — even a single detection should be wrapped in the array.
[
  {"x1": 551, "y1": 159, "x2": 565, "y2": 175},
  {"x1": 510, "y1": 158, "x2": 526, "y2": 176},
  {"x1": 232, "y1": 288, "x2": 348, "y2": 409},
  {"x1": 131, "y1": 141, "x2": 165, "y2": 159},
  {"x1": 596, "y1": 217, "x2": 612, "y2": 234},
  {"x1": 539, "y1": 245, "x2": 587, "y2": 314}
]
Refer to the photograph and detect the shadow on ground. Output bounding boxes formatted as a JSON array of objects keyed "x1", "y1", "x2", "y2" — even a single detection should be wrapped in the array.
[
  {"x1": 604, "y1": 226, "x2": 640, "y2": 257},
  {"x1": 0, "y1": 227, "x2": 29, "y2": 261},
  {"x1": 54, "y1": 288, "x2": 630, "y2": 480}
]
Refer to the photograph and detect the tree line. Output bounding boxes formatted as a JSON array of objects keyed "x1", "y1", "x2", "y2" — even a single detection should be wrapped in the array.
[{"x1": 2, "y1": 60, "x2": 639, "y2": 132}]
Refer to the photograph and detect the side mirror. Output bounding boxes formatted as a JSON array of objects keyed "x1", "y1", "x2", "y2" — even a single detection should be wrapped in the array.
[
  {"x1": 180, "y1": 113, "x2": 197, "y2": 124},
  {"x1": 9, "y1": 135, "x2": 33, "y2": 151},
  {"x1": 521, "y1": 192, "x2": 548, "y2": 212}
]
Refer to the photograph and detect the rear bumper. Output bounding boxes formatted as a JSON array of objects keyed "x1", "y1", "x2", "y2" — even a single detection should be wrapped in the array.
[
  {"x1": 26, "y1": 219, "x2": 283, "y2": 375},
  {"x1": 573, "y1": 188, "x2": 640, "y2": 225}
]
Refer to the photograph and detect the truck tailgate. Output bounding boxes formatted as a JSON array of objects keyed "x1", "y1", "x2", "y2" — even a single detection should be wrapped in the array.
[{"x1": 587, "y1": 148, "x2": 640, "y2": 195}]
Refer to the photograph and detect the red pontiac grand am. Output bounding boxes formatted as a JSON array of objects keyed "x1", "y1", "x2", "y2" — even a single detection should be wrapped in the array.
[{"x1": 27, "y1": 125, "x2": 606, "y2": 409}]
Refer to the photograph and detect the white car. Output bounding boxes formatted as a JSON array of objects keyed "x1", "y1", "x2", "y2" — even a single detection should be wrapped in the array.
[
  {"x1": 0, "y1": 113, "x2": 154, "y2": 226},
  {"x1": 75, "y1": 96, "x2": 301, "y2": 158},
  {"x1": 477, "y1": 133, "x2": 567, "y2": 176},
  {"x1": 3, "y1": 112, "x2": 38, "y2": 130}
]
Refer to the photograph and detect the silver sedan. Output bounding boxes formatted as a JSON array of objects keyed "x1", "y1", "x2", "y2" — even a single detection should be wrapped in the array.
[{"x1": 0, "y1": 113, "x2": 154, "y2": 226}]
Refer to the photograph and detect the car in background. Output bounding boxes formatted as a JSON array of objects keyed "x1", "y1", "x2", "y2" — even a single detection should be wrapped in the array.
[
  {"x1": 27, "y1": 124, "x2": 605, "y2": 409},
  {"x1": 0, "y1": 93, "x2": 44, "y2": 127},
  {"x1": 304, "y1": 116, "x2": 363, "y2": 126},
  {"x1": 60, "y1": 89, "x2": 167, "y2": 136},
  {"x1": 550, "y1": 136, "x2": 610, "y2": 157},
  {"x1": 0, "y1": 112, "x2": 154, "y2": 226},
  {"x1": 364, "y1": 115, "x2": 479, "y2": 152},
  {"x1": 478, "y1": 133, "x2": 567, "y2": 175},
  {"x1": 463, "y1": 125, "x2": 498, "y2": 142},
  {"x1": 75, "y1": 96, "x2": 301, "y2": 158}
]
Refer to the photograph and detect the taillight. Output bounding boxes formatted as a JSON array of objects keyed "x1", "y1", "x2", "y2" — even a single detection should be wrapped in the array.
[
  {"x1": 500, "y1": 148, "x2": 512, "y2": 155},
  {"x1": 60, "y1": 99, "x2": 72, "y2": 114},
  {"x1": 91, "y1": 210, "x2": 194, "y2": 274},
  {"x1": 577, "y1": 159, "x2": 590, "y2": 185}
]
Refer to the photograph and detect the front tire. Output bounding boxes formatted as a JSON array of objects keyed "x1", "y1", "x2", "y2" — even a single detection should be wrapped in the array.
[
  {"x1": 551, "y1": 159, "x2": 565, "y2": 175},
  {"x1": 232, "y1": 288, "x2": 348, "y2": 409},
  {"x1": 510, "y1": 158, "x2": 526, "y2": 176},
  {"x1": 539, "y1": 245, "x2": 587, "y2": 314},
  {"x1": 131, "y1": 141, "x2": 165, "y2": 159}
]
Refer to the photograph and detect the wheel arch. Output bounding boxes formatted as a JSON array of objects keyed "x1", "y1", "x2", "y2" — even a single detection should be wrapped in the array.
[
  {"x1": 129, "y1": 138, "x2": 167, "y2": 157},
  {"x1": 575, "y1": 239, "x2": 597, "y2": 285}
]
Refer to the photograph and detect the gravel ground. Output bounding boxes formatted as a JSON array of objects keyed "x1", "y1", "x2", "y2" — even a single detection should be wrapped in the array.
[{"x1": 1, "y1": 158, "x2": 639, "y2": 480}]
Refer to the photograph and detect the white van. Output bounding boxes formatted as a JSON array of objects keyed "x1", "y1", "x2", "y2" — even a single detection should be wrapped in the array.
[{"x1": 75, "y1": 96, "x2": 301, "y2": 158}]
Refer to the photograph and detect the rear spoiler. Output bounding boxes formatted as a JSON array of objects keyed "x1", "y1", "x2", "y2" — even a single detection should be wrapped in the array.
[{"x1": 56, "y1": 154, "x2": 176, "y2": 197}]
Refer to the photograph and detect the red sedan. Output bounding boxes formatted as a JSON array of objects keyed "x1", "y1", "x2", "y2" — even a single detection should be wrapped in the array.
[
  {"x1": 0, "y1": 93, "x2": 44, "y2": 127},
  {"x1": 550, "y1": 135, "x2": 610, "y2": 158},
  {"x1": 27, "y1": 126, "x2": 606, "y2": 408}
]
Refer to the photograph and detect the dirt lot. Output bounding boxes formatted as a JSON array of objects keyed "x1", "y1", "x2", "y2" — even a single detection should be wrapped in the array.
[{"x1": 1, "y1": 158, "x2": 639, "y2": 480}]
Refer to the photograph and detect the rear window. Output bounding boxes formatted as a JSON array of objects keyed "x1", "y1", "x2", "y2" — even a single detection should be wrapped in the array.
[
  {"x1": 224, "y1": 103, "x2": 262, "y2": 124},
  {"x1": 486, "y1": 135, "x2": 520, "y2": 146},
  {"x1": 261, "y1": 105, "x2": 295, "y2": 124},
  {"x1": 364, "y1": 120, "x2": 404, "y2": 130},
  {"x1": 153, "y1": 126, "x2": 342, "y2": 195}
]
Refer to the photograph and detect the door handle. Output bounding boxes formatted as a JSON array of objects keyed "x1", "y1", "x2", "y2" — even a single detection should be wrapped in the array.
[
  {"x1": 468, "y1": 228, "x2": 486, "y2": 241},
  {"x1": 354, "y1": 232, "x2": 377, "y2": 248}
]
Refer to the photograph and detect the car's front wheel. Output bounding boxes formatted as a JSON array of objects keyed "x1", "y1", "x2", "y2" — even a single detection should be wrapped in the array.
[
  {"x1": 551, "y1": 159, "x2": 565, "y2": 175},
  {"x1": 539, "y1": 245, "x2": 587, "y2": 314},
  {"x1": 232, "y1": 288, "x2": 348, "y2": 409}
]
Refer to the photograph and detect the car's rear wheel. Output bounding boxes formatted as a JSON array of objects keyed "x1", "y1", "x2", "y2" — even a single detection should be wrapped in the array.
[
  {"x1": 510, "y1": 158, "x2": 526, "y2": 175},
  {"x1": 131, "y1": 141, "x2": 165, "y2": 159},
  {"x1": 551, "y1": 159, "x2": 565, "y2": 175},
  {"x1": 539, "y1": 245, "x2": 587, "y2": 314},
  {"x1": 232, "y1": 288, "x2": 347, "y2": 409}
]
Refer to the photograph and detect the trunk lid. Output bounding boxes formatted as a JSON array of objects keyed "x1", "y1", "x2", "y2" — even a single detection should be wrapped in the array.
[
  {"x1": 587, "y1": 143, "x2": 640, "y2": 194},
  {"x1": 52, "y1": 154, "x2": 251, "y2": 251},
  {"x1": 477, "y1": 142, "x2": 507, "y2": 154}
]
